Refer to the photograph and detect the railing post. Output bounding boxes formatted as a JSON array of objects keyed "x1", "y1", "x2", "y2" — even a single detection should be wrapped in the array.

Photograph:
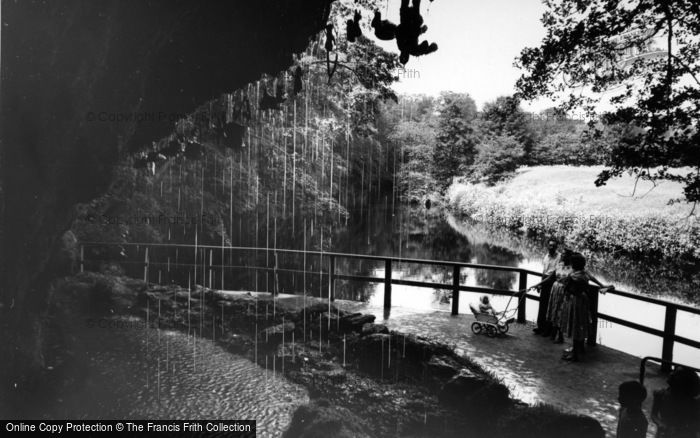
[
  {"x1": 384, "y1": 259, "x2": 392, "y2": 309},
  {"x1": 143, "y1": 246, "x2": 149, "y2": 283},
  {"x1": 273, "y1": 251, "x2": 279, "y2": 295},
  {"x1": 517, "y1": 270, "x2": 527, "y2": 323},
  {"x1": 329, "y1": 255, "x2": 336, "y2": 302},
  {"x1": 587, "y1": 285, "x2": 599, "y2": 346},
  {"x1": 661, "y1": 306, "x2": 677, "y2": 372},
  {"x1": 451, "y1": 265, "x2": 460, "y2": 315},
  {"x1": 208, "y1": 250, "x2": 213, "y2": 289}
]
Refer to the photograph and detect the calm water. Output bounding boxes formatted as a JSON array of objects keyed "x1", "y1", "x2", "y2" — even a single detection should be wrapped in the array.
[
  {"x1": 329, "y1": 203, "x2": 700, "y2": 369},
  {"x1": 103, "y1": 200, "x2": 700, "y2": 374},
  {"x1": 41, "y1": 316, "x2": 308, "y2": 437}
]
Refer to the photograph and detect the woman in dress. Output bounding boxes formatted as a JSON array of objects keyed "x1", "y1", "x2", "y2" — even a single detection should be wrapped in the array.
[
  {"x1": 561, "y1": 255, "x2": 590, "y2": 362},
  {"x1": 560, "y1": 253, "x2": 612, "y2": 361},
  {"x1": 546, "y1": 249, "x2": 573, "y2": 343}
]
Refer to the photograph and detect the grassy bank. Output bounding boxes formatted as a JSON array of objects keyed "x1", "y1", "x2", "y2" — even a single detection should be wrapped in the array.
[{"x1": 447, "y1": 166, "x2": 700, "y2": 261}]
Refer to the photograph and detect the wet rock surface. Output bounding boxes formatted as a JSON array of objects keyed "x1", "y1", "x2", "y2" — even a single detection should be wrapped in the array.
[
  {"x1": 426, "y1": 355, "x2": 462, "y2": 383},
  {"x1": 51, "y1": 273, "x2": 607, "y2": 437},
  {"x1": 282, "y1": 399, "x2": 372, "y2": 438},
  {"x1": 341, "y1": 313, "x2": 376, "y2": 332},
  {"x1": 361, "y1": 323, "x2": 390, "y2": 336},
  {"x1": 261, "y1": 322, "x2": 296, "y2": 346},
  {"x1": 438, "y1": 368, "x2": 489, "y2": 405}
]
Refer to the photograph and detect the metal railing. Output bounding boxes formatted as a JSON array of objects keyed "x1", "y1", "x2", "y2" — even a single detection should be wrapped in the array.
[
  {"x1": 639, "y1": 357, "x2": 700, "y2": 384},
  {"x1": 80, "y1": 242, "x2": 700, "y2": 372}
]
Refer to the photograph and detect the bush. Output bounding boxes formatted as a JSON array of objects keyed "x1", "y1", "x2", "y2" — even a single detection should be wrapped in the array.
[
  {"x1": 469, "y1": 135, "x2": 525, "y2": 185},
  {"x1": 530, "y1": 131, "x2": 605, "y2": 166},
  {"x1": 447, "y1": 182, "x2": 700, "y2": 261}
]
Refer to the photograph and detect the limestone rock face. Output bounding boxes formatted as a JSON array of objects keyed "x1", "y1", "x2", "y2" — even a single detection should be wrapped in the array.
[
  {"x1": 340, "y1": 314, "x2": 376, "y2": 332},
  {"x1": 56, "y1": 231, "x2": 79, "y2": 276},
  {"x1": 438, "y1": 368, "x2": 489, "y2": 405},
  {"x1": 356, "y1": 333, "x2": 392, "y2": 377},
  {"x1": 425, "y1": 354, "x2": 461, "y2": 381},
  {"x1": 282, "y1": 399, "x2": 372, "y2": 438},
  {"x1": 260, "y1": 321, "x2": 295, "y2": 345},
  {"x1": 361, "y1": 323, "x2": 389, "y2": 336},
  {"x1": 402, "y1": 335, "x2": 452, "y2": 362},
  {"x1": 1, "y1": 0, "x2": 333, "y2": 395}
]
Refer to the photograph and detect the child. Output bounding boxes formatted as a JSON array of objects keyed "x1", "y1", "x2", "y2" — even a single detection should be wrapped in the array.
[
  {"x1": 616, "y1": 381, "x2": 648, "y2": 438},
  {"x1": 651, "y1": 366, "x2": 700, "y2": 438},
  {"x1": 478, "y1": 295, "x2": 497, "y2": 315}
]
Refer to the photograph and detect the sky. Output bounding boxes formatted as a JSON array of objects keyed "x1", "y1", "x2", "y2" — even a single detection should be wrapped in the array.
[{"x1": 372, "y1": 0, "x2": 555, "y2": 112}]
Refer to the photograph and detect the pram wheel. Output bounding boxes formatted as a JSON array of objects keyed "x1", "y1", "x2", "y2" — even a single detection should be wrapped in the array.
[
  {"x1": 485, "y1": 325, "x2": 497, "y2": 337},
  {"x1": 498, "y1": 323, "x2": 509, "y2": 334},
  {"x1": 471, "y1": 322, "x2": 483, "y2": 335}
]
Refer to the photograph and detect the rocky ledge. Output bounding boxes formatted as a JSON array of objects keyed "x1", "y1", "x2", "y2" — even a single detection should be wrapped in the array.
[{"x1": 47, "y1": 272, "x2": 605, "y2": 438}]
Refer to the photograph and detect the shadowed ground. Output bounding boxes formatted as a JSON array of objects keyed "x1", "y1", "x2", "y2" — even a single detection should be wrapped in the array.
[
  {"x1": 329, "y1": 299, "x2": 667, "y2": 438},
  {"x1": 225, "y1": 291, "x2": 669, "y2": 437}
]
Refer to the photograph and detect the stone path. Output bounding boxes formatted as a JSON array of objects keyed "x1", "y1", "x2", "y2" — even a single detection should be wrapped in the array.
[
  {"x1": 229, "y1": 292, "x2": 670, "y2": 438},
  {"x1": 332, "y1": 300, "x2": 669, "y2": 438}
]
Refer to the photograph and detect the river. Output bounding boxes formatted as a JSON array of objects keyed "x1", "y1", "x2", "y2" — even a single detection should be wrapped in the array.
[
  {"x1": 329, "y1": 202, "x2": 700, "y2": 369},
  {"x1": 61, "y1": 199, "x2": 699, "y2": 432}
]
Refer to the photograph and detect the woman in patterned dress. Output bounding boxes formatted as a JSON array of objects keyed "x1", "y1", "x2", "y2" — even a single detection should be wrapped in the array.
[
  {"x1": 546, "y1": 249, "x2": 573, "y2": 343},
  {"x1": 560, "y1": 253, "x2": 612, "y2": 361}
]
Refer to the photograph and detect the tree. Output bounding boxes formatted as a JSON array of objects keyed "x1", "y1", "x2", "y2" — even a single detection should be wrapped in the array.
[
  {"x1": 432, "y1": 93, "x2": 480, "y2": 189},
  {"x1": 531, "y1": 131, "x2": 582, "y2": 165},
  {"x1": 469, "y1": 135, "x2": 525, "y2": 185},
  {"x1": 480, "y1": 96, "x2": 536, "y2": 161},
  {"x1": 516, "y1": 0, "x2": 700, "y2": 208},
  {"x1": 390, "y1": 117, "x2": 437, "y2": 200},
  {"x1": 530, "y1": 107, "x2": 586, "y2": 138},
  {"x1": 442, "y1": 91, "x2": 479, "y2": 122}
]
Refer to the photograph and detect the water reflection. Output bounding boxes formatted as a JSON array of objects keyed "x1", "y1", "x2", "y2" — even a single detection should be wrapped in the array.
[
  {"x1": 97, "y1": 202, "x2": 700, "y2": 369},
  {"x1": 333, "y1": 205, "x2": 523, "y2": 301},
  {"x1": 332, "y1": 204, "x2": 700, "y2": 369}
]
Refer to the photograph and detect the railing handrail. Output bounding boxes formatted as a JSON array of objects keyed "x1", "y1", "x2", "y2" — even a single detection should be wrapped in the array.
[
  {"x1": 639, "y1": 357, "x2": 700, "y2": 384},
  {"x1": 80, "y1": 241, "x2": 700, "y2": 316},
  {"x1": 81, "y1": 241, "x2": 700, "y2": 369},
  {"x1": 80, "y1": 241, "x2": 533, "y2": 274}
]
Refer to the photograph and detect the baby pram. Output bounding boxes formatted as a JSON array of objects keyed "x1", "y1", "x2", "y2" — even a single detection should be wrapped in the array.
[{"x1": 469, "y1": 290, "x2": 525, "y2": 337}]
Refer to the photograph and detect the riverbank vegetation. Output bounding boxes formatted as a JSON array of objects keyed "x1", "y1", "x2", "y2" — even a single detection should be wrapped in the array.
[
  {"x1": 515, "y1": 0, "x2": 700, "y2": 208},
  {"x1": 445, "y1": 214, "x2": 700, "y2": 304},
  {"x1": 447, "y1": 166, "x2": 699, "y2": 262},
  {"x1": 380, "y1": 89, "x2": 698, "y2": 265}
]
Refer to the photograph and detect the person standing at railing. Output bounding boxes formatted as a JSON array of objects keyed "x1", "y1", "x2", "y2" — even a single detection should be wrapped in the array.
[
  {"x1": 560, "y1": 253, "x2": 593, "y2": 362},
  {"x1": 532, "y1": 238, "x2": 560, "y2": 337},
  {"x1": 559, "y1": 253, "x2": 613, "y2": 361},
  {"x1": 546, "y1": 249, "x2": 574, "y2": 344}
]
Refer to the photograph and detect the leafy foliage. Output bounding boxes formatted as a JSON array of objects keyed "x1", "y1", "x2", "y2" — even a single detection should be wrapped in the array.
[
  {"x1": 469, "y1": 135, "x2": 525, "y2": 185},
  {"x1": 432, "y1": 93, "x2": 480, "y2": 189},
  {"x1": 480, "y1": 96, "x2": 536, "y2": 160},
  {"x1": 392, "y1": 118, "x2": 437, "y2": 201},
  {"x1": 516, "y1": 0, "x2": 700, "y2": 207},
  {"x1": 73, "y1": 0, "x2": 401, "y2": 256},
  {"x1": 449, "y1": 181, "x2": 700, "y2": 261}
]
